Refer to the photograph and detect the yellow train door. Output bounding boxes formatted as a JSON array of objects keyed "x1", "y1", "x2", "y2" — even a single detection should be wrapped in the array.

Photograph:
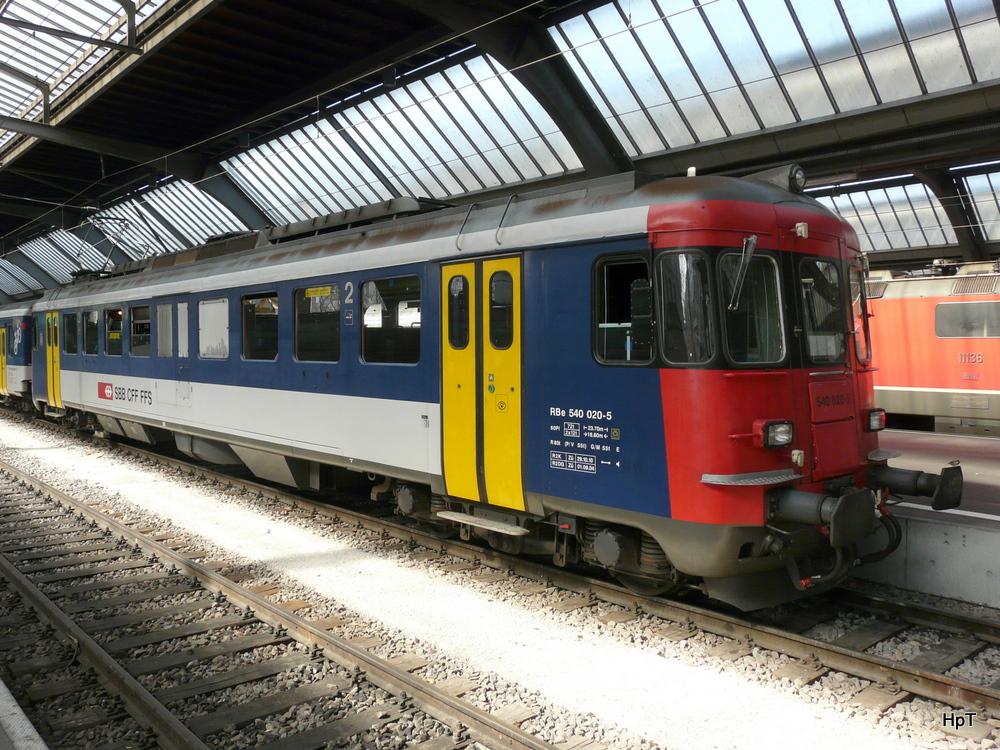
[
  {"x1": 0, "y1": 326, "x2": 7, "y2": 397},
  {"x1": 441, "y1": 256, "x2": 524, "y2": 511},
  {"x1": 45, "y1": 312, "x2": 62, "y2": 408}
]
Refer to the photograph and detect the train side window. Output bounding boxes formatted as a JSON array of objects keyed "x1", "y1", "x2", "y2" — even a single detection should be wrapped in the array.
[
  {"x1": 489, "y1": 271, "x2": 514, "y2": 350},
  {"x1": 178, "y1": 302, "x2": 189, "y2": 358},
  {"x1": 594, "y1": 257, "x2": 653, "y2": 363},
  {"x1": 62, "y1": 313, "x2": 78, "y2": 354},
  {"x1": 935, "y1": 301, "x2": 1000, "y2": 337},
  {"x1": 157, "y1": 304, "x2": 173, "y2": 357},
  {"x1": 243, "y1": 293, "x2": 279, "y2": 360},
  {"x1": 130, "y1": 306, "x2": 151, "y2": 357},
  {"x1": 295, "y1": 285, "x2": 340, "y2": 362},
  {"x1": 32, "y1": 315, "x2": 41, "y2": 350},
  {"x1": 83, "y1": 311, "x2": 99, "y2": 354},
  {"x1": 447, "y1": 275, "x2": 470, "y2": 350},
  {"x1": 799, "y1": 258, "x2": 846, "y2": 364},
  {"x1": 198, "y1": 298, "x2": 229, "y2": 359},
  {"x1": 361, "y1": 276, "x2": 421, "y2": 364},
  {"x1": 719, "y1": 253, "x2": 784, "y2": 364},
  {"x1": 657, "y1": 252, "x2": 714, "y2": 364},
  {"x1": 105, "y1": 308, "x2": 123, "y2": 356}
]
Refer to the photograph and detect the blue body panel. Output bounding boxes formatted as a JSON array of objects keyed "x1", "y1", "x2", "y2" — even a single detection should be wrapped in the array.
[
  {"x1": 2, "y1": 316, "x2": 32, "y2": 367},
  {"x1": 522, "y1": 239, "x2": 671, "y2": 519},
  {"x1": 55, "y1": 263, "x2": 440, "y2": 405}
]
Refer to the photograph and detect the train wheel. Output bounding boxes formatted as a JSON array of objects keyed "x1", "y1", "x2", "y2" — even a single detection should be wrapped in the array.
[{"x1": 615, "y1": 573, "x2": 678, "y2": 597}]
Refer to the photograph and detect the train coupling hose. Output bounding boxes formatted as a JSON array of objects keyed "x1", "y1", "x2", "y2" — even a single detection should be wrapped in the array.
[{"x1": 867, "y1": 464, "x2": 963, "y2": 510}]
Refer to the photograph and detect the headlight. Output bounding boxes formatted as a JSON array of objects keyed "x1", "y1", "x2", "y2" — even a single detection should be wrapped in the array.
[
  {"x1": 868, "y1": 408, "x2": 887, "y2": 431},
  {"x1": 754, "y1": 419, "x2": 794, "y2": 448}
]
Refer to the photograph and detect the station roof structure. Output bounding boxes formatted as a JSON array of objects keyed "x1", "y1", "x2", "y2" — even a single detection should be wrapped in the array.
[{"x1": 0, "y1": 0, "x2": 997, "y2": 299}]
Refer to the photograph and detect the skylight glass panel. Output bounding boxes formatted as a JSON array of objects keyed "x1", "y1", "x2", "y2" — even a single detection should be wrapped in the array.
[
  {"x1": 92, "y1": 203, "x2": 186, "y2": 258},
  {"x1": 87, "y1": 179, "x2": 246, "y2": 257},
  {"x1": 816, "y1": 183, "x2": 957, "y2": 252},
  {"x1": 0, "y1": 0, "x2": 170, "y2": 148},
  {"x1": 140, "y1": 180, "x2": 248, "y2": 243},
  {"x1": 951, "y1": 0, "x2": 1000, "y2": 81},
  {"x1": 961, "y1": 172, "x2": 1000, "y2": 241},
  {"x1": 0, "y1": 257, "x2": 43, "y2": 292},
  {"x1": 550, "y1": 0, "x2": 993, "y2": 160},
  {"x1": 48, "y1": 227, "x2": 111, "y2": 270},
  {"x1": 18, "y1": 236, "x2": 78, "y2": 283},
  {"x1": 223, "y1": 54, "x2": 580, "y2": 224}
]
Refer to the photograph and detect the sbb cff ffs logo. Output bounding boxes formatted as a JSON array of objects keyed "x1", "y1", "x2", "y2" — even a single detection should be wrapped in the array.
[{"x1": 98, "y1": 382, "x2": 154, "y2": 405}]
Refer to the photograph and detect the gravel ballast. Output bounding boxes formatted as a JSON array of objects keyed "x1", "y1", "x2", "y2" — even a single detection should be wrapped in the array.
[{"x1": 0, "y1": 417, "x2": 995, "y2": 750}]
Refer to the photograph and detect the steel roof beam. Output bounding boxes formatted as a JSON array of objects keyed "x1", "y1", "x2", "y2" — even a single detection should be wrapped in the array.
[
  {"x1": 0, "y1": 201, "x2": 55, "y2": 221},
  {"x1": 0, "y1": 114, "x2": 173, "y2": 165},
  {"x1": 0, "y1": 0, "x2": 220, "y2": 169},
  {"x1": 913, "y1": 169, "x2": 991, "y2": 262},
  {"x1": 0, "y1": 16, "x2": 141, "y2": 54},
  {"x1": 396, "y1": 0, "x2": 632, "y2": 177},
  {"x1": 0, "y1": 62, "x2": 50, "y2": 122}
]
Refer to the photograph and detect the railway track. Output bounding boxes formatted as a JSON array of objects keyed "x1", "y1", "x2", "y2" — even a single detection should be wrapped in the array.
[
  {"x1": 3, "y1": 412, "x2": 1000, "y2": 746},
  {"x1": 0, "y1": 460, "x2": 584, "y2": 750}
]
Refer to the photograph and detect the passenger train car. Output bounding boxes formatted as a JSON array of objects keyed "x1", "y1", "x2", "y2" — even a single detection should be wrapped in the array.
[
  {"x1": 0, "y1": 170, "x2": 962, "y2": 609},
  {"x1": 869, "y1": 260, "x2": 1000, "y2": 435}
]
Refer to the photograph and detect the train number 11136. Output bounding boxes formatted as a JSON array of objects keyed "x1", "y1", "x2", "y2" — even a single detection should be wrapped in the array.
[{"x1": 958, "y1": 352, "x2": 984, "y2": 363}]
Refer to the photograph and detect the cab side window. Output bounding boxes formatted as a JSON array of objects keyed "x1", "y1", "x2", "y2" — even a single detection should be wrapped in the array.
[{"x1": 594, "y1": 256, "x2": 653, "y2": 364}]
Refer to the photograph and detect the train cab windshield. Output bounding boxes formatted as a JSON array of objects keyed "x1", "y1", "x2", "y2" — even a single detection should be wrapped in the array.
[
  {"x1": 597, "y1": 246, "x2": 864, "y2": 370},
  {"x1": 800, "y1": 257, "x2": 847, "y2": 364}
]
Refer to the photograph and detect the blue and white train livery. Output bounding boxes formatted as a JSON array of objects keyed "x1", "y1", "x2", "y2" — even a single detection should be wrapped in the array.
[{"x1": 0, "y1": 170, "x2": 961, "y2": 608}]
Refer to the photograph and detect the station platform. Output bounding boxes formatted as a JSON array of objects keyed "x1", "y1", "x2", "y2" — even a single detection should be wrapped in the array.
[
  {"x1": 856, "y1": 430, "x2": 1000, "y2": 609},
  {"x1": 0, "y1": 678, "x2": 47, "y2": 750}
]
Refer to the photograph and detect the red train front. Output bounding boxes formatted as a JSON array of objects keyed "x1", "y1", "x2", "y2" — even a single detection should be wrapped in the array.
[{"x1": 508, "y1": 168, "x2": 962, "y2": 610}]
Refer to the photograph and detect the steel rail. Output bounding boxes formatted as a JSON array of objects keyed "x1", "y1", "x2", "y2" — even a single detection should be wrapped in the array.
[
  {"x1": 0, "y1": 458, "x2": 562, "y2": 750},
  {"x1": 99, "y1": 437, "x2": 1000, "y2": 717},
  {"x1": 0, "y1": 496, "x2": 211, "y2": 750},
  {"x1": 11, "y1": 415, "x2": 1000, "y2": 717}
]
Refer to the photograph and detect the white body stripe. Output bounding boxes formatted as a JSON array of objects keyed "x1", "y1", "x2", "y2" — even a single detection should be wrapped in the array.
[
  {"x1": 874, "y1": 385, "x2": 1000, "y2": 395},
  {"x1": 66, "y1": 373, "x2": 441, "y2": 476}
]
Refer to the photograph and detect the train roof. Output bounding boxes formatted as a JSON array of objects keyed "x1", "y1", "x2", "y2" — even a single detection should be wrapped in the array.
[
  {"x1": 10, "y1": 171, "x2": 841, "y2": 312},
  {"x1": 867, "y1": 260, "x2": 1000, "y2": 300}
]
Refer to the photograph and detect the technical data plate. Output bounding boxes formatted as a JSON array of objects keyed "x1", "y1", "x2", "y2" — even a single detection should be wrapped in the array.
[{"x1": 849, "y1": 685, "x2": 911, "y2": 711}]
